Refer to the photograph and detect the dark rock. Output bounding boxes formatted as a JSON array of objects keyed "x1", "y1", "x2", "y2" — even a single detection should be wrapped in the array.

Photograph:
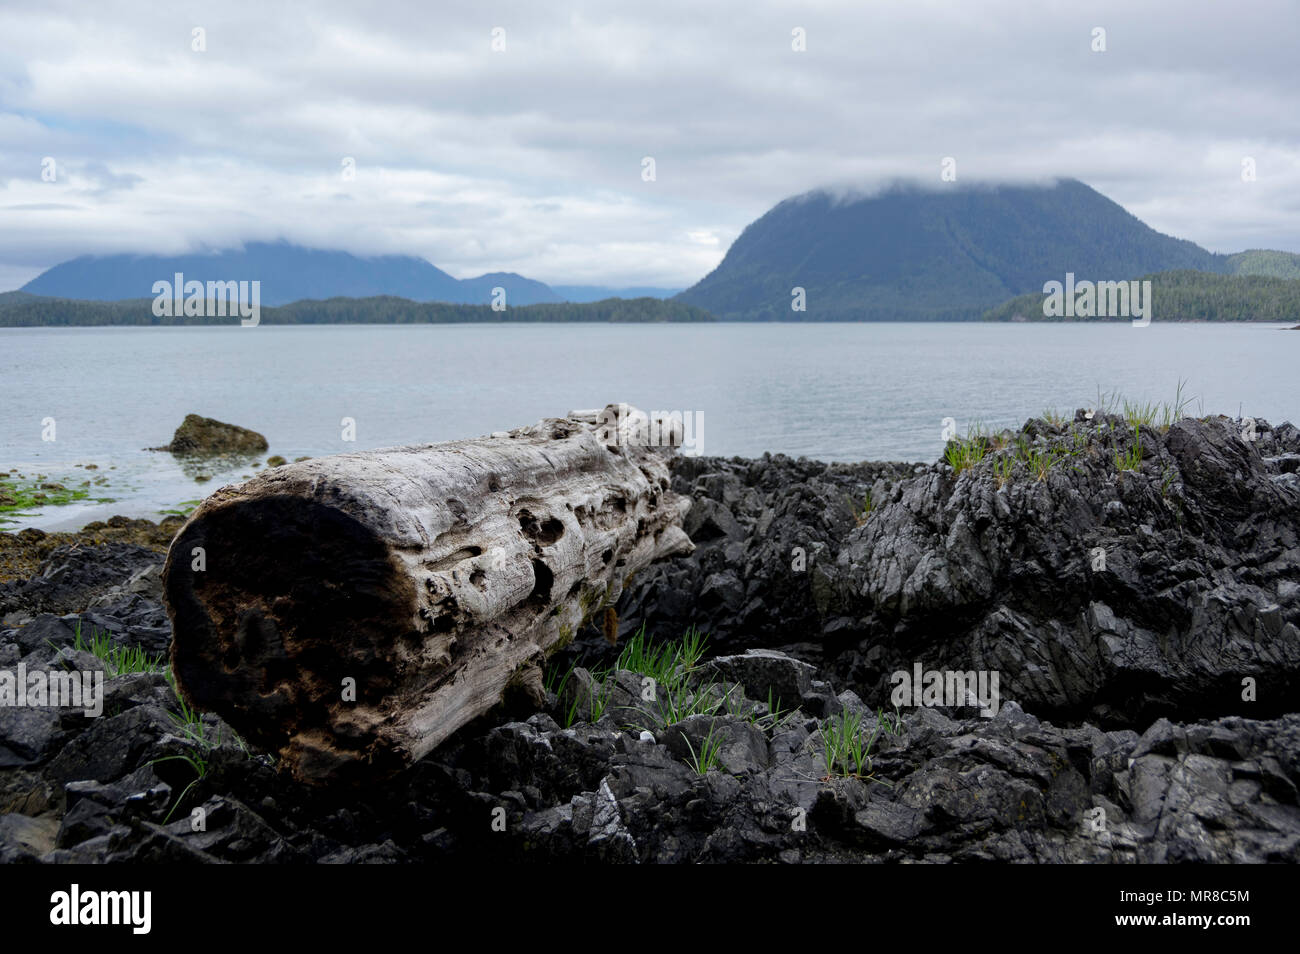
[
  {"x1": 662, "y1": 714, "x2": 770, "y2": 775},
  {"x1": 0, "y1": 543, "x2": 163, "y2": 621},
  {"x1": 614, "y1": 453, "x2": 912, "y2": 653},
  {"x1": 8, "y1": 614, "x2": 78, "y2": 656},
  {"x1": 160, "y1": 796, "x2": 309, "y2": 863},
  {"x1": 0, "y1": 812, "x2": 58, "y2": 862},
  {"x1": 832, "y1": 415, "x2": 1300, "y2": 726},
  {"x1": 151, "y1": 413, "x2": 268, "y2": 455},
  {"x1": 707, "y1": 649, "x2": 816, "y2": 707},
  {"x1": 44, "y1": 706, "x2": 174, "y2": 785},
  {"x1": 0, "y1": 705, "x2": 62, "y2": 766}
]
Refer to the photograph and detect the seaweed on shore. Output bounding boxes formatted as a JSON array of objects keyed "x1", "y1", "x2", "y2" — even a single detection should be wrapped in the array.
[{"x1": 0, "y1": 469, "x2": 115, "y2": 526}]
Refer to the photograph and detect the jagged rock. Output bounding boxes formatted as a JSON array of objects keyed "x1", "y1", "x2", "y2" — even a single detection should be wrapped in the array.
[
  {"x1": 706, "y1": 649, "x2": 816, "y2": 707},
  {"x1": 616, "y1": 454, "x2": 912, "y2": 652},
  {"x1": 832, "y1": 415, "x2": 1300, "y2": 725},
  {"x1": 0, "y1": 543, "x2": 163, "y2": 622},
  {"x1": 44, "y1": 706, "x2": 174, "y2": 785},
  {"x1": 0, "y1": 706, "x2": 62, "y2": 767},
  {"x1": 662, "y1": 714, "x2": 770, "y2": 775}
]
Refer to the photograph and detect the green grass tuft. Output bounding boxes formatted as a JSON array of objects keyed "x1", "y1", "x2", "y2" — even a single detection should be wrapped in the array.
[
  {"x1": 848, "y1": 489, "x2": 873, "y2": 525},
  {"x1": 56, "y1": 619, "x2": 165, "y2": 676},
  {"x1": 818, "y1": 705, "x2": 903, "y2": 781},
  {"x1": 1114, "y1": 423, "x2": 1144, "y2": 472},
  {"x1": 944, "y1": 423, "x2": 990, "y2": 474},
  {"x1": 681, "y1": 722, "x2": 725, "y2": 775}
]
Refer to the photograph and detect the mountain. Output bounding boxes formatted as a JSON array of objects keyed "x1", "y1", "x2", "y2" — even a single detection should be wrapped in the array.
[
  {"x1": 676, "y1": 179, "x2": 1229, "y2": 320},
  {"x1": 455, "y1": 272, "x2": 562, "y2": 305},
  {"x1": 20, "y1": 242, "x2": 562, "y2": 307},
  {"x1": 551, "y1": 285, "x2": 681, "y2": 302}
]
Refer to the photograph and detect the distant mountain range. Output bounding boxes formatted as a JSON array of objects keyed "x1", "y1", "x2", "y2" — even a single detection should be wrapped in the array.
[
  {"x1": 18, "y1": 243, "x2": 681, "y2": 307},
  {"x1": 674, "y1": 178, "x2": 1300, "y2": 320},
  {"x1": 12, "y1": 180, "x2": 1300, "y2": 322}
]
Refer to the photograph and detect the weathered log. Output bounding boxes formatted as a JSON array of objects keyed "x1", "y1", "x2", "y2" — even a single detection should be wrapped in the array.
[{"x1": 162, "y1": 406, "x2": 693, "y2": 783}]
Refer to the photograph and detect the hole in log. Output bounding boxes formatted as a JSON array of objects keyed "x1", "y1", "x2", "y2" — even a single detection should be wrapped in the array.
[
  {"x1": 528, "y1": 559, "x2": 553, "y2": 608},
  {"x1": 164, "y1": 496, "x2": 417, "y2": 765},
  {"x1": 518, "y1": 510, "x2": 565, "y2": 546}
]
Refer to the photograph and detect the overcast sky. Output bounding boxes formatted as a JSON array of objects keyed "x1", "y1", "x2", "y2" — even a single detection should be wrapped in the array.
[{"x1": 1, "y1": 0, "x2": 1298, "y2": 291}]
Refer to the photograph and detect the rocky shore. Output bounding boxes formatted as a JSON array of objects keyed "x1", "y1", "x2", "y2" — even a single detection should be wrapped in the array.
[{"x1": 2, "y1": 411, "x2": 1298, "y2": 863}]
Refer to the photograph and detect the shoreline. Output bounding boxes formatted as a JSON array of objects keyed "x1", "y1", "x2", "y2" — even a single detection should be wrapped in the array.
[{"x1": 1, "y1": 408, "x2": 1298, "y2": 861}]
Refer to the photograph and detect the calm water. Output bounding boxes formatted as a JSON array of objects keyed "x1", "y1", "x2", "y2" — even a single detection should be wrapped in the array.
[{"x1": 1, "y1": 322, "x2": 1296, "y2": 528}]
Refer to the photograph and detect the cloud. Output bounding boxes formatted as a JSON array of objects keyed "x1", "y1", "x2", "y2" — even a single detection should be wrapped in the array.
[{"x1": 0, "y1": 0, "x2": 1296, "y2": 288}]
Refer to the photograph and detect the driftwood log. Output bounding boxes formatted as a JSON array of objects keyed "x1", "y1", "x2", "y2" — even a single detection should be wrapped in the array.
[{"x1": 162, "y1": 406, "x2": 694, "y2": 782}]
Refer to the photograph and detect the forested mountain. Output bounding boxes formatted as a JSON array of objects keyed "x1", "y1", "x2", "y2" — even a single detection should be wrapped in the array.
[{"x1": 676, "y1": 179, "x2": 1229, "y2": 320}]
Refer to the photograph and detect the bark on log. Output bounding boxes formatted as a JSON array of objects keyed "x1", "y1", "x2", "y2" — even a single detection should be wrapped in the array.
[{"x1": 162, "y1": 406, "x2": 694, "y2": 783}]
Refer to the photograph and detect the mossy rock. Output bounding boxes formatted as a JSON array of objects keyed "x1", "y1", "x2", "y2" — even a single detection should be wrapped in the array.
[
  {"x1": 266, "y1": 455, "x2": 288, "y2": 467},
  {"x1": 154, "y1": 414, "x2": 268, "y2": 456}
]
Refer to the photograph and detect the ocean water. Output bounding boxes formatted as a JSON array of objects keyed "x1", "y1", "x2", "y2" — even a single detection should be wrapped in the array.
[{"x1": 1, "y1": 321, "x2": 1295, "y2": 529}]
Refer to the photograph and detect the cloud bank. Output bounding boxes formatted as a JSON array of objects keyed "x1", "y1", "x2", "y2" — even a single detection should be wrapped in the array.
[{"x1": 1, "y1": 0, "x2": 1297, "y2": 289}]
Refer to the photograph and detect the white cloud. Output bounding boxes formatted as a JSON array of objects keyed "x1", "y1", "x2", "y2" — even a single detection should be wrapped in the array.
[{"x1": 0, "y1": 0, "x2": 1296, "y2": 289}]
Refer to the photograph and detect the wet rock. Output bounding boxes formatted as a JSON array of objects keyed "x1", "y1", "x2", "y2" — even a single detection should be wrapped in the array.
[{"x1": 151, "y1": 413, "x2": 268, "y2": 455}]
